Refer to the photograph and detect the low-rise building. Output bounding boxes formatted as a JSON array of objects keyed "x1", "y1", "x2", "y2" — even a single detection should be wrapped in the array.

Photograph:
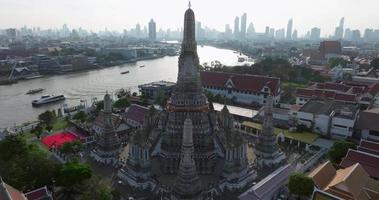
[
  {"x1": 138, "y1": 81, "x2": 175, "y2": 100},
  {"x1": 297, "y1": 99, "x2": 359, "y2": 139},
  {"x1": 356, "y1": 108, "x2": 379, "y2": 141},
  {"x1": 340, "y1": 149, "x2": 379, "y2": 180},
  {"x1": 200, "y1": 71, "x2": 281, "y2": 106},
  {"x1": 123, "y1": 104, "x2": 149, "y2": 128},
  {"x1": 309, "y1": 161, "x2": 379, "y2": 200},
  {"x1": 239, "y1": 164, "x2": 294, "y2": 200}
]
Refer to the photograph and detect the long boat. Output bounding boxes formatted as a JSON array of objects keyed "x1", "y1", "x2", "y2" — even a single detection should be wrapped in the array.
[
  {"x1": 32, "y1": 95, "x2": 66, "y2": 106},
  {"x1": 26, "y1": 88, "x2": 44, "y2": 95}
]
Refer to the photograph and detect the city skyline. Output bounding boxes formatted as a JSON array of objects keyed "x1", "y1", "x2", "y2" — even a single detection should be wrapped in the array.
[{"x1": 1, "y1": 0, "x2": 379, "y2": 36}]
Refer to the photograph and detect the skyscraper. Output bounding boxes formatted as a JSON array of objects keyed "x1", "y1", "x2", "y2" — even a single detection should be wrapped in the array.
[
  {"x1": 265, "y1": 26, "x2": 270, "y2": 37},
  {"x1": 275, "y1": 28, "x2": 285, "y2": 40},
  {"x1": 240, "y1": 13, "x2": 247, "y2": 39},
  {"x1": 286, "y1": 18, "x2": 293, "y2": 40},
  {"x1": 234, "y1": 16, "x2": 240, "y2": 39},
  {"x1": 247, "y1": 22, "x2": 255, "y2": 36},
  {"x1": 334, "y1": 17, "x2": 344, "y2": 39},
  {"x1": 225, "y1": 24, "x2": 233, "y2": 39},
  {"x1": 310, "y1": 27, "x2": 321, "y2": 41},
  {"x1": 148, "y1": 19, "x2": 156, "y2": 41},
  {"x1": 292, "y1": 29, "x2": 298, "y2": 40}
]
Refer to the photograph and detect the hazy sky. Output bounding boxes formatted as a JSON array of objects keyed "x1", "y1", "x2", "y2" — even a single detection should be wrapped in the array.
[{"x1": 0, "y1": 0, "x2": 378, "y2": 36}]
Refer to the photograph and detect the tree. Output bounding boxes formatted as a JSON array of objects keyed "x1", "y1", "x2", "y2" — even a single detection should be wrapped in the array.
[
  {"x1": 31, "y1": 124, "x2": 44, "y2": 139},
  {"x1": 328, "y1": 140, "x2": 356, "y2": 164},
  {"x1": 0, "y1": 136, "x2": 59, "y2": 191},
  {"x1": 154, "y1": 90, "x2": 168, "y2": 108},
  {"x1": 73, "y1": 110, "x2": 87, "y2": 123},
  {"x1": 288, "y1": 173, "x2": 314, "y2": 198},
  {"x1": 94, "y1": 100, "x2": 104, "y2": 114},
  {"x1": 56, "y1": 161, "x2": 92, "y2": 187},
  {"x1": 328, "y1": 57, "x2": 347, "y2": 68},
  {"x1": 60, "y1": 140, "x2": 84, "y2": 159},
  {"x1": 371, "y1": 57, "x2": 379, "y2": 69},
  {"x1": 38, "y1": 110, "x2": 55, "y2": 125},
  {"x1": 113, "y1": 97, "x2": 130, "y2": 109}
]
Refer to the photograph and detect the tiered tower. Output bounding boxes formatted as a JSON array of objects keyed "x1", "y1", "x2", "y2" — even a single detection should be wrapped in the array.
[
  {"x1": 172, "y1": 118, "x2": 202, "y2": 200},
  {"x1": 159, "y1": 4, "x2": 216, "y2": 174},
  {"x1": 255, "y1": 95, "x2": 286, "y2": 168},
  {"x1": 90, "y1": 92, "x2": 121, "y2": 166}
]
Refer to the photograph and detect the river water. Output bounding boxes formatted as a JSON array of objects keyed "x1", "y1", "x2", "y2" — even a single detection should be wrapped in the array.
[{"x1": 0, "y1": 46, "x2": 251, "y2": 128}]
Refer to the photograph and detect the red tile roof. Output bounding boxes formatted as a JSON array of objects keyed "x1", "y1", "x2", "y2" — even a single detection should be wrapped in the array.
[
  {"x1": 357, "y1": 108, "x2": 379, "y2": 132},
  {"x1": 24, "y1": 186, "x2": 52, "y2": 200},
  {"x1": 369, "y1": 83, "x2": 379, "y2": 96},
  {"x1": 340, "y1": 149, "x2": 379, "y2": 179},
  {"x1": 296, "y1": 88, "x2": 357, "y2": 103},
  {"x1": 200, "y1": 71, "x2": 280, "y2": 95},
  {"x1": 125, "y1": 104, "x2": 149, "y2": 124},
  {"x1": 358, "y1": 140, "x2": 379, "y2": 156}
]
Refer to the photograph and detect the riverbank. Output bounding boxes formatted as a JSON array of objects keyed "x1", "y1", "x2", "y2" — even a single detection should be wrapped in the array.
[
  {"x1": 0, "y1": 54, "x2": 176, "y2": 86},
  {"x1": 0, "y1": 45, "x2": 244, "y2": 128}
]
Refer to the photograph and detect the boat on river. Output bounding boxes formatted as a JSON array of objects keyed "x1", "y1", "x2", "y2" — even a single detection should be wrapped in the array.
[
  {"x1": 120, "y1": 71, "x2": 130, "y2": 74},
  {"x1": 26, "y1": 88, "x2": 44, "y2": 95},
  {"x1": 32, "y1": 95, "x2": 65, "y2": 106},
  {"x1": 139, "y1": 65, "x2": 145, "y2": 68}
]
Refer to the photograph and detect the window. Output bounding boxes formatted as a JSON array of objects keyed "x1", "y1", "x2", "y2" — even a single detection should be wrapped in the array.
[{"x1": 333, "y1": 124, "x2": 347, "y2": 129}]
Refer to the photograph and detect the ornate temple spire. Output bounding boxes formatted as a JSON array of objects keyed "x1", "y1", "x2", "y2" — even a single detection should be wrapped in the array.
[
  {"x1": 172, "y1": 118, "x2": 202, "y2": 199},
  {"x1": 90, "y1": 91, "x2": 121, "y2": 166},
  {"x1": 255, "y1": 94, "x2": 286, "y2": 168},
  {"x1": 181, "y1": 4, "x2": 197, "y2": 56},
  {"x1": 263, "y1": 94, "x2": 274, "y2": 130},
  {"x1": 104, "y1": 91, "x2": 112, "y2": 114},
  {"x1": 103, "y1": 92, "x2": 113, "y2": 127}
]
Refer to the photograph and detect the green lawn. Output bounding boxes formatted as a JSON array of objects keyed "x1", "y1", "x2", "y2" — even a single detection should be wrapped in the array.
[
  {"x1": 282, "y1": 81, "x2": 307, "y2": 88},
  {"x1": 241, "y1": 121, "x2": 319, "y2": 144},
  {"x1": 52, "y1": 119, "x2": 69, "y2": 132}
]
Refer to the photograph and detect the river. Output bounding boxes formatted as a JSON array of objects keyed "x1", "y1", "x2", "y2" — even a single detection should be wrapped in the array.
[{"x1": 0, "y1": 46, "x2": 251, "y2": 128}]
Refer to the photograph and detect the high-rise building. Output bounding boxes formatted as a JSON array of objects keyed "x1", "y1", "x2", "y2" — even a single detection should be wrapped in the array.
[
  {"x1": 234, "y1": 16, "x2": 240, "y2": 39},
  {"x1": 364, "y1": 28, "x2": 374, "y2": 42},
  {"x1": 135, "y1": 24, "x2": 141, "y2": 38},
  {"x1": 240, "y1": 13, "x2": 247, "y2": 39},
  {"x1": 334, "y1": 17, "x2": 344, "y2": 39},
  {"x1": 247, "y1": 22, "x2": 255, "y2": 37},
  {"x1": 275, "y1": 28, "x2": 285, "y2": 40},
  {"x1": 344, "y1": 28, "x2": 352, "y2": 41},
  {"x1": 196, "y1": 21, "x2": 204, "y2": 40},
  {"x1": 351, "y1": 29, "x2": 361, "y2": 42},
  {"x1": 269, "y1": 28, "x2": 275, "y2": 38},
  {"x1": 265, "y1": 26, "x2": 270, "y2": 37},
  {"x1": 292, "y1": 29, "x2": 298, "y2": 40},
  {"x1": 148, "y1": 19, "x2": 156, "y2": 41},
  {"x1": 225, "y1": 24, "x2": 233, "y2": 39},
  {"x1": 286, "y1": 18, "x2": 293, "y2": 40},
  {"x1": 310, "y1": 27, "x2": 321, "y2": 41}
]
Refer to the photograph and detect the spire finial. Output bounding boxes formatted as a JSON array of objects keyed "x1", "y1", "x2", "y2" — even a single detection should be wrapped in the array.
[{"x1": 188, "y1": 1, "x2": 191, "y2": 8}]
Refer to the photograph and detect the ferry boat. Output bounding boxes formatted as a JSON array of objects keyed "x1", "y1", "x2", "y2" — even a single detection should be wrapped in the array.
[
  {"x1": 120, "y1": 71, "x2": 130, "y2": 74},
  {"x1": 32, "y1": 95, "x2": 65, "y2": 106},
  {"x1": 26, "y1": 88, "x2": 44, "y2": 95}
]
